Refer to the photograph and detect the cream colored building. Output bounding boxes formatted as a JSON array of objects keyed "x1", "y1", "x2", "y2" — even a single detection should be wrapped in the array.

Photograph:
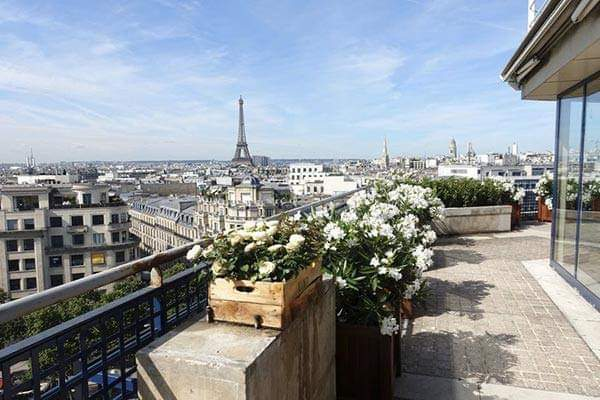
[
  {"x1": 129, "y1": 196, "x2": 200, "y2": 255},
  {"x1": 0, "y1": 183, "x2": 137, "y2": 299}
]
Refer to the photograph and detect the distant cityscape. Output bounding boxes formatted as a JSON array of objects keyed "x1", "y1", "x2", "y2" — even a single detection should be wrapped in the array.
[{"x1": 0, "y1": 96, "x2": 558, "y2": 300}]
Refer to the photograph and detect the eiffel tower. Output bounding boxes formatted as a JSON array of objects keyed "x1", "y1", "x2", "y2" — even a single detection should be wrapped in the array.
[{"x1": 231, "y1": 96, "x2": 254, "y2": 166}]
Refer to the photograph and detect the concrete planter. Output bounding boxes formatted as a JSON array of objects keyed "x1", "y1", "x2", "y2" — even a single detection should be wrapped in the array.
[
  {"x1": 336, "y1": 323, "x2": 396, "y2": 400},
  {"x1": 432, "y1": 205, "x2": 512, "y2": 235}
]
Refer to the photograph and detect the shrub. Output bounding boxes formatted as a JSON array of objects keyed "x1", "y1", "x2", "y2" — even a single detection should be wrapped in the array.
[{"x1": 419, "y1": 177, "x2": 511, "y2": 208}]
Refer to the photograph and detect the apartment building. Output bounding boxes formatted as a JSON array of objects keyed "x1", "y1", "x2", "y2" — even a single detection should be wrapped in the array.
[
  {"x1": 0, "y1": 183, "x2": 137, "y2": 299},
  {"x1": 288, "y1": 163, "x2": 327, "y2": 195},
  {"x1": 223, "y1": 176, "x2": 277, "y2": 230},
  {"x1": 129, "y1": 196, "x2": 200, "y2": 255}
]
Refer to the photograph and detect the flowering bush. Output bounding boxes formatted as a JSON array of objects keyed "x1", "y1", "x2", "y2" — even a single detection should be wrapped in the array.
[
  {"x1": 491, "y1": 177, "x2": 525, "y2": 204},
  {"x1": 186, "y1": 217, "x2": 323, "y2": 282},
  {"x1": 534, "y1": 172, "x2": 553, "y2": 209},
  {"x1": 418, "y1": 177, "x2": 516, "y2": 208},
  {"x1": 317, "y1": 179, "x2": 442, "y2": 336},
  {"x1": 583, "y1": 180, "x2": 600, "y2": 209}
]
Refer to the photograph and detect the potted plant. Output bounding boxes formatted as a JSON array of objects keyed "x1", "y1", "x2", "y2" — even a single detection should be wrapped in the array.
[
  {"x1": 534, "y1": 172, "x2": 553, "y2": 222},
  {"x1": 186, "y1": 217, "x2": 324, "y2": 329},
  {"x1": 584, "y1": 180, "x2": 600, "y2": 211},
  {"x1": 317, "y1": 179, "x2": 442, "y2": 400},
  {"x1": 494, "y1": 178, "x2": 525, "y2": 230}
]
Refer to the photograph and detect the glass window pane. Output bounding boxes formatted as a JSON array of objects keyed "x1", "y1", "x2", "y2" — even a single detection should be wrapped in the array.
[
  {"x1": 579, "y1": 77, "x2": 600, "y2": 298},
  {"x1": 553, "y1": 86, "x2": 584, "y2": 275}
]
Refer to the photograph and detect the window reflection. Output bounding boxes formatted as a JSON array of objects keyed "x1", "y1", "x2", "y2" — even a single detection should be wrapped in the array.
[
  {"x1": 553, "y1": 86, "x2": 583, "y2": 275},
  {"x1": 578, "y1": 77, "x2": 600, "y2": 298}
]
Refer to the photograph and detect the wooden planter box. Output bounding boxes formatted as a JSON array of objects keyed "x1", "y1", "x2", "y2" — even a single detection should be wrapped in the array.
[
  {"x1": 336, "y1": 323, "x2": 397, "y2": 400},
  {"x1": 537, "y1": 197, "x2": 552, "y2": 222},
  {"x1": 592, "y1": 198, "x2": 600, "y2": 212},
  {"x1": 511, "y1": 203, "x2": 521, "y2": 230},
  {"x1": 208, "y1": 258, "x2": 322, "y2": 329}
]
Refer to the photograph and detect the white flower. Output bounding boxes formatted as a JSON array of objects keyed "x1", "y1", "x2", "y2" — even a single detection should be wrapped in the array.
[
  {"x1": 324, "y1": 222, "x2": 346, "y2": 241},
  {"x1": 244, "y1": 242, "x2": 257, "y2": 253},
  {"x1": 186, "y1": 244, "x2": 202, "y2": 261},
  {"x1": 266, "y1": 220, "x2": 279, "y2": 228},
  {"x1": 212, "y1": 260, "x2": 226, "y2": 276},
  {"x1": 340, "y1": 210, "x2": 358, "y2": 223},
  {"x1": 421, "y1": 228, "x2": 437, "y2": 246},
  {"x1": 201, "y1": 245, "x2": 214, "y2": 258},
  {"x1": 293, "y1": 212, "x2": 302, "y2": 221},
  {"x1": 397, "y1": 214, "x2": 419, "y2": 240},
  {"x1": 229, "y1": 235, "x2": 242, "y2": 246},
  {"x1": 545, "y1": 197, "x2": 553, "y2": 210},
  {"x1": 380, "y1": 316, "x2": 399, "y2": 336},
  {"x1": 266, "y1": 226, "x2": 278, "y2": 237},
  {"x1": 404, "y1": 279, "x2": 422, "y2": 299},
  {"x1": 378, "y1": 266, "x2": 388, "y2": 275},
  {"x1": 243, "y1": 221, "x2": 257, "y2": 230},
  {"x1": 238, "y1": 230, "x2": 253, "y2": 240},
  {"x1": 258, "y1": 261, "x2": 276, "y2": 276},
  {"x1": 335, "y1": 276, "x2": 347, "y2": 289},
  {"x1": 268, "y1": 244, "x2": 284, "y2": 253},
  {"x1": 370, "y1": 256, "x2": 381, "y2": 267},
  {"x1": 388, "y1": 268, "x2": 403, "y2": 281},
  {"x1": 412, "y1": 244, "x2": 433, "y2": 272},
  {"x1": 285, "y1": 234, "x2": 305, "y2": 252},
  {"x1": 252, "y1": 231, "x2": 268, "y2": 242}
]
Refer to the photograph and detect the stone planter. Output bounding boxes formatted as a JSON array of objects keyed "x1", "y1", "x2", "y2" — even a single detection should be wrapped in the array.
[
  {"x1": 537, "y1": 197, "x2": 552, "y2": 222},
  {"x1": 432, "y1": 205, "x2": 512, "y2": 235},
  {"x1": 336, "y1": 323, "x2": 396, "y2": 400},
  {"x1": 511, "y1": 203, "x2": 521, "y2": 230},
  {"x1": 208, "y1": 258, "x2": 322, "y2": 329}
]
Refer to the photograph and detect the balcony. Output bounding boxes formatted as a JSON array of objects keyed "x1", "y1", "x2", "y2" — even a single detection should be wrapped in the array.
[
  {"x1": 66, "y1": 225, "x2": 88, "y2": 234},
  {"x1": 2, "y1": 189, "x2": 598, "y2": 399}
]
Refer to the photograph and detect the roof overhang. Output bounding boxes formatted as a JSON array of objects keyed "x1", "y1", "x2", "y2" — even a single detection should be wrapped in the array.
[{"x1": 501, "y1": 0, "x2": 600, "y2": 100}]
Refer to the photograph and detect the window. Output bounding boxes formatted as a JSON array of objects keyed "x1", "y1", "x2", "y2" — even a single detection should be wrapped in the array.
[
  {"x1": 91, "y1": 252, "x2": 105, "y2": 266},
  {"x1": 121, "y1": 231, "x2": 128, "y2": 242},
  {"x1": 120, "y1": 213, "x2": 128, "y2": 223},
  {"x1": 111, "y1": 214, "x2": 119, "y2": 224},
  {"x1": 6, "y1": 240, "x2": 18, "y2": 252},
  {"x1": 71, "y1": 273, "x2": 85, "y2": 281},
  {"x1": 23, "y1": 239, "x2": 34, "y2": 251},
  {"x1": 6, "y1": 219, "x2": 17, "y2": 231},
  {"x1": 93, "y1": 233, "x2": 105, "y2": 245},
  {"x1": 23, "y1": 219, "x2": 35, "y2": 230},
  {"x1": 129, "y1": 248, "x2": 136, "y2": 260},
  {"x1": 24, "y1": 258, "x2": 35, "y2": 270},
  {"x1": 71, "y1": 215, "x2": 84, "y2": 226},
  {"x1": 115, "y1": 251, "x2": 125, "y2": 263},
  {"x1": 50, "y1": 275, "x2": 64, "y2": 287},
  {"x1": 25, "y1": 278, "x2": 36, "y2": 289},
  {"x1": 49, "y1": 256, "x2": 62, "y2": 268},
  {"x1": 82, "y1": 193, "x2": 92, "y2": 205},
  {"x1": 9, "y1": 279, "x2": 20, "y2": 291},
  {"x1": 50, "y1": 217, "x2": 63, "y2": 228},
  {"x1": 8, "y1": 259, "x2": 19, "y2": 272},
  {"x1": 14, "y1": 195, "x2": 38, "y2": 211},
  {"x1": 72, "y1": 234, "x2": 85, "y2": 246},
  {"x1": 92, "y1": 215, "x2": 104, "y2": 225},
  {"x1": 70, "y1": 254, "x2": 84, "y2": 266},
  {"x1": 50, "y1": 235, "x2": 64, "y2": 248},
  {"x1": 111, "y1": 232, "x2": 120, "y2": 243}
]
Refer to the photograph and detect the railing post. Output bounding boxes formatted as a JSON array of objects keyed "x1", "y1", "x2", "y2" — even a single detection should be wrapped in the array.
[{"x1": 151, "y1": 266, "x2": 164, "y2": 334}]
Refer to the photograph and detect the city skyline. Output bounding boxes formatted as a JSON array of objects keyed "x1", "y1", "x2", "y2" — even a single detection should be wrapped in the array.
[{"x1": 0, "y1": 0, "x2": 555, "y2": 162}]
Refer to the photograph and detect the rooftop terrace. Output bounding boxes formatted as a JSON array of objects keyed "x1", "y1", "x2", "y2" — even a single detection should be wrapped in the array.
[{"x1": 398, "y1": 224, "x2": 600, "y2": 399}]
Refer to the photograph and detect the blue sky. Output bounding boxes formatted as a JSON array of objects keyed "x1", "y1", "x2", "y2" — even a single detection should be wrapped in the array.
[{"x1": 0, "y1": 0, "x2": 555, "y2": 162}]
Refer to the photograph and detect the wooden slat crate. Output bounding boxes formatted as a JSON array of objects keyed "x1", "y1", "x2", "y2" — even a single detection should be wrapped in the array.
[{"x1": 208, "y1": 258, "x2": 322, "y2": 329}]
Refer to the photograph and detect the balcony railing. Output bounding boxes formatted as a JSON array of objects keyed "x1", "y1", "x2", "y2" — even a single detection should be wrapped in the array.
[{"x1": 0, "y1": 188, "x2": 363, "y2": 400}]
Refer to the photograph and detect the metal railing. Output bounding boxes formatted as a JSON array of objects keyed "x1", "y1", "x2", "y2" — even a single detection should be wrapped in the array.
[
  {"x1": 0, "y1": 188, "x2": 364, "y2": 399},
  {"x1": 0, "y1": 263, "x2": 209, "y2": 399}
]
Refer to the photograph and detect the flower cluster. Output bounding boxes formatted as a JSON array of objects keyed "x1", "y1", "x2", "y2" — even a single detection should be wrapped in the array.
[
  {"x1": 318, "y1": 179, "x2": 442, "y2": 336},
  {"x1": 186, "y1": 217, "x2": 323, "y2": 282},
  {"x1": 534, "y1": 171, "x2": 553, "y2": 201},
  {"x1": 491, "y1": 177, "x2": 525, "y2": 204},
  {"x1": 583, "y1": 179, "x2": 600, "y2": 209}
]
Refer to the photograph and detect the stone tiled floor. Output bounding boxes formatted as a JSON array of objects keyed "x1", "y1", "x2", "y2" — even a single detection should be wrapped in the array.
[{"x1": 401, "y1": 224, "x2": 600, "y2": 397}]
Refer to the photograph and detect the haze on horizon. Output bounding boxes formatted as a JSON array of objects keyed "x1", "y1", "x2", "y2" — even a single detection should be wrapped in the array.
[{"x1": 0, "y1": 0, "x2": 555, "y2": 163}]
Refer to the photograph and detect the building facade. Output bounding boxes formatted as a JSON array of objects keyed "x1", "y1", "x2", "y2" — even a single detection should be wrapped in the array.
[
  {"x1": 502, "y1": 0, "x2": 600, "y2": 306},
  {"x1": 129, "y1": 196, "x2": 200, "y2": 255},
  {"x1": 0, "y1": 183, "x2": 137, "y2": 299},
  {"x1": 288, "y1": 163, "x2": 327, "y2": 195}
]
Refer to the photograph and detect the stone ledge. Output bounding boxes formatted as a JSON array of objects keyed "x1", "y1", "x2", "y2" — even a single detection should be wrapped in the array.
[
  {"x1": 433, "y1": 205, "x2": 512, "y2": 235},
  {"x1": 137, "y1": 279, "x2": 335, "y2": 400}
]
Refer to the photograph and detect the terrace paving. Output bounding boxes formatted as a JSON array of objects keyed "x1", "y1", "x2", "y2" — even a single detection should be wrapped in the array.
[{"x1": 398, "y1": 224, "x2": 600, "y2": 399}]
